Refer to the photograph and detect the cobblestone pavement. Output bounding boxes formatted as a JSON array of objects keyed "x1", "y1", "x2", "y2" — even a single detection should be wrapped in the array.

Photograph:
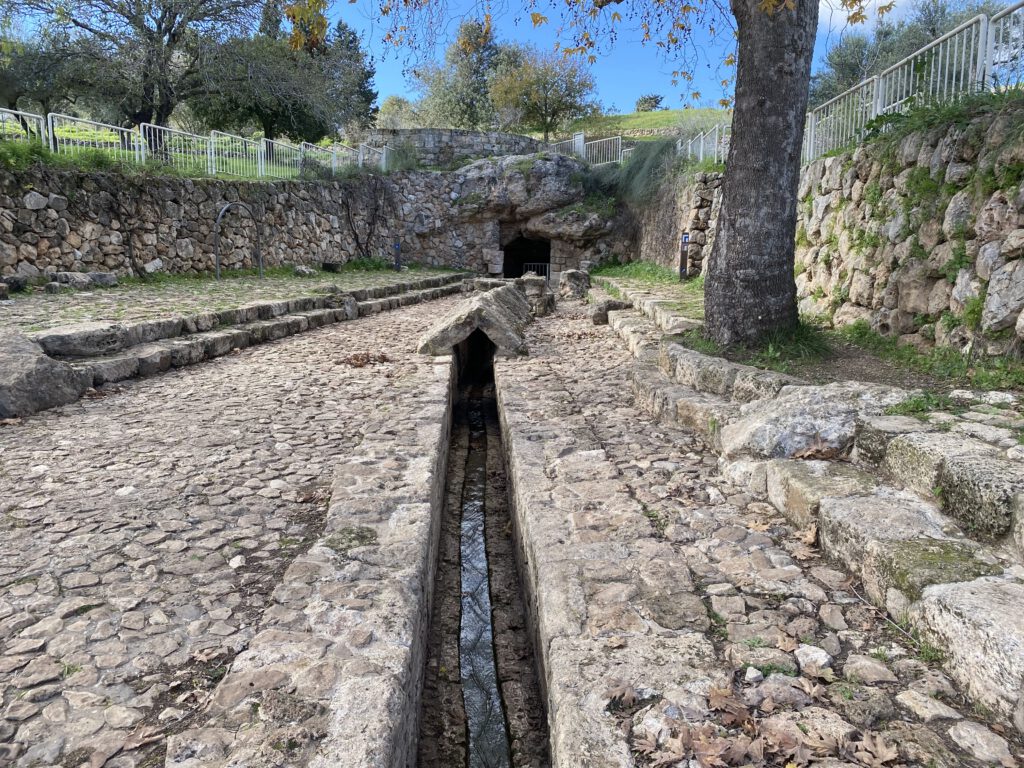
[
  {"x1": 0, "y1": 269, "x2": 457, "y2": 332},
  {"x1": 508, "y1": 301, "x2": 1023, "y2": 767},
  {"x1": 0, "y1": 295, "x2": 462, "y2": 767}
]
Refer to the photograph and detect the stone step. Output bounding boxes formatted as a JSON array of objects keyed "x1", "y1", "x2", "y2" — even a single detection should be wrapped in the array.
[
  {"x1": 815, "y1": 487, "x2": 1024, "y2": 732},
  {"x1": 28, "y1": 272, "x2": 469, "y2": 358},
  {"x1": 855, "y1": 418, "x2": 1024, "y2": 553},
  {"x1": 65, "y1": 284, "x2": 463, "y2": 390},
  {"x1": 659, "y1": 339, "x2": 800, "y2": 403},
  {"x1": 630, "y1": 363, "x2": 740, "y2": 451},
  {"x1": 597, "y1": 283, "x2": 1024, "y2": 736}
]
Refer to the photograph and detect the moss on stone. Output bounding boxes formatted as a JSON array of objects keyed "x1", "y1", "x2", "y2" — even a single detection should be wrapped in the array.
[
  {"x1": 876, "y1": 539, "x2": 1001, "y2": 602},
  {"x1": 324, "y1": 526, "x2": 378, "y2": 556}
]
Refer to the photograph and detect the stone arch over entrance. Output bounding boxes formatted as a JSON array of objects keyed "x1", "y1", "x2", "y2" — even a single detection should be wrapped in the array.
[{"x1": 502, "y1": 236, "x2": 550, "y2": 279}]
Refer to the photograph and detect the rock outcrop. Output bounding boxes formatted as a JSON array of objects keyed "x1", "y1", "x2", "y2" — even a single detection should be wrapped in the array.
[{"x1": 0, "y1": 332, "x2": 92, "y2": 418}]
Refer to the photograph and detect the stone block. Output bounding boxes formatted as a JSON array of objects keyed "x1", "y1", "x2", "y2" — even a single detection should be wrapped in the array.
[
  {"x1": 854, "y1": 414, "x2": 934, "y2": 465},
  {"x1": 938, "y1": 453, "x2": 1024, "y2": 540},
  {"x1": 135, "y1": 344, "x2": 172, "y2": 376},
  {"x1": 0, "y1": 332, "x2": 92, "y2": 418},
  {"x1": 30, "y1": 322, "x2": 128, "y2": 357},
  {"x1": 85, "y1": 354, "x2": 139, "y2": 386},
  {"x1": 911, "y1": 578, "x2": 1024, "y2": 734},
  {"x1": 766, "y1": 459, "x2": 876, "y2": 528},
  {"x1": 882, "y1": 431, "x2": 997, "y2": 498}
]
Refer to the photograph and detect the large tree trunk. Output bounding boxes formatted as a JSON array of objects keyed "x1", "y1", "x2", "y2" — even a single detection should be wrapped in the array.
[{"x1": 704, "y1": 0, "x2": 818, "y2": 346}]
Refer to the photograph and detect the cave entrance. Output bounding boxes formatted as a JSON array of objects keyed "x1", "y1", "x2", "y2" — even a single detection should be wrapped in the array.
[{"x1": 502, "y1": 236, "x2": 550, "y2": 279}]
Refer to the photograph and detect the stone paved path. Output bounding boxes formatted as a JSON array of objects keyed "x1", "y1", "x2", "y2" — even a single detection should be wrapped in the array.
[
  {"x1": 503, "y1": 301, "x2": 1022, "y2": 767},
  {"x1": 0, "y1": 270, "x2": 456, "y2": 332},
  {"x1": 0, "y1": 295, "x2": 462, "y2": 767}
]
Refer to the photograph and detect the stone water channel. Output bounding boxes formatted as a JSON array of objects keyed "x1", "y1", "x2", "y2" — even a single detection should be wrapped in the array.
[{"x1": 418, "y1": 331, "x2": 550, "y2": 768}]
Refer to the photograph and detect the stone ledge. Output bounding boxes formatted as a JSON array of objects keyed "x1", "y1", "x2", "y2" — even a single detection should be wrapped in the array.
[
  {"x1": 603, "y1": 289, "x2": 1024, "y2": 735},
  {"x1": 494, "y1": 358, "x2": 730, "y2": 766},
  {"x1": 2, "y1": 277, "x2": 467, "y2": 420}
]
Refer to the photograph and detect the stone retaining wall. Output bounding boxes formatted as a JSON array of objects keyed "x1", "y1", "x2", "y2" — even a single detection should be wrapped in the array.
[
  {"x1": 363, "y1": 128, "x2": 542, "y2": 168},
  {"x1": 1, "y1": 154, "x2": 626, "y2": 283},
  {"x1": 633, "y1": 171, "x2": 722, "y2": 277},
  {"x1": 797, "y1": 105, "x2": 1024, "y2": 355}
]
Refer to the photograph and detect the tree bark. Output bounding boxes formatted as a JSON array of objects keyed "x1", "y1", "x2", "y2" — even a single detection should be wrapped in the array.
[{"x1": 704, "y1": 0, "x2": 818, "y2": 346}]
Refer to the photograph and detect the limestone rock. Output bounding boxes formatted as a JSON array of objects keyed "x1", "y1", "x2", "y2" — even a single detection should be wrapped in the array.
[
  {"x1": 912, "y1": 578, "x2": 1024, "y2": 732},
  {"x1": 843, "y1": 654, "x2": 897, "y2": 684},
  {"x1": 29, "y1": 321, "x2": 128, "y2": 357},
  {"x1": 977, "y1": 241, "x2": 1006, "y2": 281},
  {"x1": 942, "y1": 190, "x2": 974, "y2": 240},
  {"x1": 54, "y1": 271, "x2": 93, "y2": 290},
  {"x1": 0, "y1": 332, "x2": 92, "y2": 418},
  {"x1": 720, "y1": 382, "x2": 909, "y2": 459},
  {"x1": 23, "y1": 191, "x2": 48, "y2": 210},
  {"x1": 981, "y1": 259, "x2": 1024, "y2": 331},
  {"x1": 591, "y1": 298, "x2": 631, "y2": 325},
  {"x1": 947, "y1": 720, "x2": 1014, "y2": 764},
  {"x1": 417, "y1": 283, "x2": 532, "y2": 356},
  {"x1": 558, "y1": 269, "x2": 590, "y2": 300}
]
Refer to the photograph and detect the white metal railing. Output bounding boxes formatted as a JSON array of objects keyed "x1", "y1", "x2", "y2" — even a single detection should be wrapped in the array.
[
  {"x1": 262, "y1": 138, "x2": 303, "y2": 179},
  {"x1": 803, "y1": 3, "x2": 1024, "y2": 161},
  {"x1": 140, "y1": 123, "x2": 211, "y2": 175},
  {"x1": 358, "y1": 143, "x2": 386, "y2": 170},
  {"x1": 988, "y1": 1, "x2": 1024, "y2": 88},
  {"x1": 876, "y1": 14, "x2": 988, "y2": 116},
  {"x1": 684, "y1": 124, "x2": 731, "y2": 164},
  {"x1": 585, "y1": 135, "x2": 622, "y2": 166},
  {"x1": 301, "y1": 141, "x2": 337, "y2": 175},
  {"x1": 0, "y1": 108, "x2": 44, "y2": 144},
  {"x1": 621, "y1": 146, "x2": 635, "y2": 162},
  {"x1": 48, "y1": 113, "x2": 144, "y2": 165},
  {"x1": 332, "y1": 143, "x2": 360, "y2": 166},
  {"x1": 210, "y1": 131, "x2": 262, "y2": 178},
  {"x1": 549, "y1": 137, "x2": 576, "y2": 156},
  {"x1": 802, "y1": 78, "x2": 877, "y2": 162}
]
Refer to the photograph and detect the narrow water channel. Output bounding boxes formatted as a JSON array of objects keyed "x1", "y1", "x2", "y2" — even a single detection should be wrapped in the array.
[{"x1": 418, "y1": 333, "x2": 549, "y2": 768}]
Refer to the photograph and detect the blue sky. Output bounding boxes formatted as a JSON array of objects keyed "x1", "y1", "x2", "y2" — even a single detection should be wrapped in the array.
[{"x1": 333, "y1": 0, "x2": 918, "y2": 112}]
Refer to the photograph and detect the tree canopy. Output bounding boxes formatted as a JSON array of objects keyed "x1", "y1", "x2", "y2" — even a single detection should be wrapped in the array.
[
  {"x1": 1, "y1": 0, "x2": 376, "y2": 143},
  {"x1": 810, "y1": 0, "x2": 1003, "y2": 107}
]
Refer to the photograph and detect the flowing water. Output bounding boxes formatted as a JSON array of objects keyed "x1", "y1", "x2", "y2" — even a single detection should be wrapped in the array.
[{"x1": 417, "y1": 381, "x2": 549, "y2": 768}]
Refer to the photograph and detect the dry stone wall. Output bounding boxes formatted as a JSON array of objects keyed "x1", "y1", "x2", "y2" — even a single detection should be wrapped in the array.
[
  {"x1": 363, "y1": 128, "x2": 542, "y2": 168},
  {"x1": 633, "y1": 170, "x2": 722, "y2": 277},
  {"x1": 0, "y1": 153, "x2": 627, "y2": 282},
  {"x1": 796, "y1": 107, "x2": 1024, "y2": 354}
]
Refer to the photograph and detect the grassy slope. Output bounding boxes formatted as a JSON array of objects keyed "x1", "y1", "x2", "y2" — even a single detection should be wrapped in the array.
[{"x1": 564, "y1": 109, "x2": 729, "y2": 140}]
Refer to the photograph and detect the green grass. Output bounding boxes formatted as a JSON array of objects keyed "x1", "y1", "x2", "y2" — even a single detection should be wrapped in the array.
[
  {"x1": 884, "y1": 392, "x2": 960, "y2": 418},
  {"x1": 591, "y1": 260, "x2": 679, "y2": 283},
  {"x1": 674, "y1": 321, "x2": 833, "y2": 375},
  {"x1": 838, "y1": 320, "x2": 1024, "y2": 391},
  {"x1": 565, "y1": 108, "x2": 729, "y2": 140}
]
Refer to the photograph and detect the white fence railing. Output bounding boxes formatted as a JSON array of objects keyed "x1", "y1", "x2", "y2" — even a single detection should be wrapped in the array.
[
  {"x1": 804, "y1": 1, "x2": 1024, "y2": 161},
  {"x1": 683, "y1": 124, "x2": 731, "y2": 164},
  {"x1": 990, "y1": 1, "x2": 1024, "y2": 87},
  {"x1": 585, "y1": 136, "x2": 622, "y2": 166},
  {"x1": 48, "y1": 113, "x2": 145, "y2": 165},
  {"x1": 0, "y1": 108, "x2": 45, "y2": 144},
  {"x1": 5, "y1": 111, "x2": 391, "y2": 179},
  {"x1": 262, "y1": 138, "x2": 303, "y2": 179},
  {"x1": 140, "y1": 123, "x2": 211, "y2": 175}
]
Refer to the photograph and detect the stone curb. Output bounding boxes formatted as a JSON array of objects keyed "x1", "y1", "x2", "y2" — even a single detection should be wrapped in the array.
[
  {"x1": 493, "y1": 357, "x2": 729, "y2": 766},
  {"x1": 598, "y1": 279, "x2": 1024, "y2": 736},
  {"x1": 166, "y1": 355, "x2": 457, "y2": 767}
]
